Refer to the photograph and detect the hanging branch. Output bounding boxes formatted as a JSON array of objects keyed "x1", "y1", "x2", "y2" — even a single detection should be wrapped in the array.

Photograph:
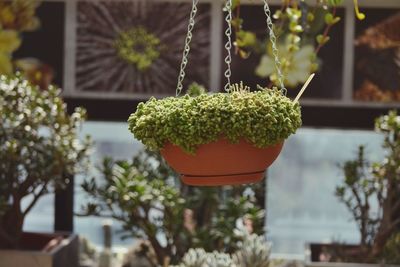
[
  {"x1": 353, "y1": 0, "x2": 365, "y2": 20},
  {"x1": 315, "y1": 5, "x2": 338, "y2": 54}
]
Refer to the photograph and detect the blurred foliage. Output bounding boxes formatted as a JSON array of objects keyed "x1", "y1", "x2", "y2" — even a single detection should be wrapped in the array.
[
  {"x1": 187, "y1": 82, "x2": 207, "y2": 97},
  {"x1": 81, "y1": 150, "x2": 265, "y2": 265},
  {"x1": 0, "y1": 0, "x2": 55, "y2": 89},
  {"x1": 0, "y1": 0, "x2": 40, "y2": 75},
  {"x1": 335, "y1": 110, "x2": 400, "y2": 263},
  {"x1": 0, "y1": 74, "x2": 91, "y2": 249},
  {"x1": 172, "y1": 233, "x2": 271, "y2": 267},
  {"x1": 231, "y1": 0, "x2": 346, "y2": 88},
  {"x1": 0, "y1": 0, "x2": 41, "y2": 32},
  {"x1": 382, "y1": 231, "x2": 400, "y2": 264}
]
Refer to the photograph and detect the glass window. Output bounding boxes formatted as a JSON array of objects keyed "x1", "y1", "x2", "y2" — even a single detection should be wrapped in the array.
[
  {"x1": 74, "y1": 121, "x2": 143, "y2": 246},
  {"x1": 23, "y1": 194, "x2": 54, "y2": 233},
  {"x1": 26, "y1": 122, "x2": 385, "y2": 257},
  {"x1": 267, "y1": 128, "x2": 384, "y2": 256}
]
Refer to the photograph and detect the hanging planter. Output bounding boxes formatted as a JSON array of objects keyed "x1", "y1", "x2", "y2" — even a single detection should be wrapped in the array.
[
  {"x1": 128, "y1": 0, "x2": 313, "y2": 186},
  {"x1": 161, "y1": 139, "x2": 284, "y2": 186}
]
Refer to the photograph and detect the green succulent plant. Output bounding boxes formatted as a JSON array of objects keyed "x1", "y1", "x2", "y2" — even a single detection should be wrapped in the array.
[
  {"x1": 172, "y1": 233, "x2": 271, "y2": 267},
  {"x1": 177, "y1": 248, "x2": 208, "y2": 267},
  {"x1": 233, "y1": 234, "x2": 271, "y2": 267},
  {"x1": 128, "y1": 84, "x2": 301, "y2": 154}
]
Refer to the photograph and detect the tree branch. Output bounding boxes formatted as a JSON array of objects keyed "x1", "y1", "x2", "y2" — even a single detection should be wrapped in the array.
[
  {"x1": 19, "y1": 174, "x2": 41, "y2": 197},
  {"x1": 315, "y1": 6, "x2": 337, "y2": 54},
  {"x1": 392, "y1": 193, "x2": 400, "y2": 216},
  {"x1": 22, "y1": 182, "x2": 48, "y2": 216}
]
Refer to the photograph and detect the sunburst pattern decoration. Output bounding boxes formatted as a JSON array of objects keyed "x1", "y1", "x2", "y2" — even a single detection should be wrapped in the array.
[{"x1": 76, "y1": 1, "x2": 210, "y2": 96}]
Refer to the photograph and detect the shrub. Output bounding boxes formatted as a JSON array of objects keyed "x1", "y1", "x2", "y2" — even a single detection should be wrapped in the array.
[
  {"x1": 81, "y1": 150, "x2": 265, "y2": 265},
  {"x1": 335, "y1": 110, "x2": 400, "y2": 262},
  {"x1": 0, "y1": 74, "x2": 91, "y2": 249}
]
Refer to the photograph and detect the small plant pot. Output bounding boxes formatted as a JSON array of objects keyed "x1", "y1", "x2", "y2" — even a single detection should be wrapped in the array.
[
  {"x1": 161, "y1": 138, "x2": 283, "y2": 186},
  {"x1": 0, "y1": 232, "x2": 79, "y2": 267},
  {"x1": 305, "y1": 243, "x2": 400, "y2": 267}
]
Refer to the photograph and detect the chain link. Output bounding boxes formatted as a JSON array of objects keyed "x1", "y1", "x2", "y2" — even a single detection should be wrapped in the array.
[
  {"x1": 224, "y1": 0, "x2": 233, "y2": 92},
  {"x1": 176, "y1": 0, "x2": 284, "y2": 95},
  {"x1": 176, "y1": 0, "x2": 199, "y2": 96},
  {"x1": 262, "y1": 0, "x2": 287, "y2": 95}
]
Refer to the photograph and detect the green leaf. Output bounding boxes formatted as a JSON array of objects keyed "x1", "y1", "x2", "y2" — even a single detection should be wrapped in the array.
[
  {"x1": 307, "y1": 13, "x2": 315, "y2": 22},
  {"x1": 332, "y1": 16, "x2": 341, "y2": 24},
  {"x1": 273, "y1": 10, "x2": 283, "y2": 20},
  {"x1": 289, "y1": 21, "x2": 303, "y2": 33},
  {"x1": 236, "y1": 30, "x2": 256, "y2": 48},
  {"x1": 287, "y1": 33, "x2": 301, "y2": 44},
  {"x1": 325, "y1": 13, "x2": 341, "y2": 25},
  {"x1": 231, "y1": 0, "x2": 241, "y2": 10},
  {"x1": 286, "y1": 7, "x2": 302, "y2": 20},
  {"x1": 238, "y1": 49, "x2": 250, "y2": 59},
  {"x1": 316, "y1": 34, "x2": 330, "y2": 45},
  {"x1": 325, "y1": 13, "x2": 334, "y2": 24},
  {"x1": 231, "y1": 17, "x2": 243, "y2": 29}
]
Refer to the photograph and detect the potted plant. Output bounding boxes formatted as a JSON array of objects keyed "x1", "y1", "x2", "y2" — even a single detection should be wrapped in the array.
[
  {"x1": 128, "y1": 82, "x2": 302, "y2": 186},
  {"x1": 307, "y1": 111, "x2": 400, "y2": 266},
  {"x1": 171, "y1": 233, "x2": 271, "y2": 267},
  {"x1": 129, "y1": 0, "x2": 362, "y2": 185},
  {"x1": 0, "y1": 74, "x2": 91, "y2": 267},
  {"x1": 128, "y1": 0, "x2": 355, "y2": 186}
]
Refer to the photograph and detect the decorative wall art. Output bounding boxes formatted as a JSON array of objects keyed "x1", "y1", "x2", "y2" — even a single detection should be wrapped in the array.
[
  {"x1": 353, "y1": 9, "x2": 400, "y2": 103},
  {"x1": 75, "y1": 1, "x2": 211, "y2": 98}
]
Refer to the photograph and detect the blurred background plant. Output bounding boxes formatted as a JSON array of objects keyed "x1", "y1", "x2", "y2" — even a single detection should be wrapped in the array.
[
  {"x1": 334, "y1": 110, "x2": 400, "y2": 263},
  {"x1": 230, "y1": 0, "x2": 363, "y2": 88},
  {"x1": 171, "y1": 233, "x2": 271, "y2": 267},
  {"x1": 0, "y1": 74, "x2": 92, "y2": 249},
  {"x1": 80, "y1": 149, "x2": 265, "y2": 265},
  {"x1": 0, "y1": 0, "x2": 54, "y2": 89}
]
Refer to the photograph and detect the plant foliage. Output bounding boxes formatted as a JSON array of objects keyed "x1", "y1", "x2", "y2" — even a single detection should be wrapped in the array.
[
  {"x1": 172, "y1": 233, "x2": 271, "y2": 267},
  {"x1": 335, "y1": 110, "x2": 400, "y2": 263},
  {"x1": 81, "y1": 150, "x2": 265, "y2": 265},
  {"x1": 128, "y1": 84, "x2": 301, "y2": 153},
  {"x1": 0, "y1": 74, "x2": 91, "y2": 249}
]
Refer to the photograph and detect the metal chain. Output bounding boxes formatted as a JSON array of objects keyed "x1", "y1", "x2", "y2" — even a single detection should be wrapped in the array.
[
  {"x1": 224, "y1": 0, "x2": 233, "y2": 92},
  {"x1": 176, "y1": 0, "x2": 199, "y2": 96},
  {"x1": 262, "y1": 0, "x2": 287, "y2": 95}
]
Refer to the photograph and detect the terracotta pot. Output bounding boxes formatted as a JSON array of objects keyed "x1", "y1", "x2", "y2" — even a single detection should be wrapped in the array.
[{"x1": 161, "y1": 138, "x2": 284, "y2": 186}]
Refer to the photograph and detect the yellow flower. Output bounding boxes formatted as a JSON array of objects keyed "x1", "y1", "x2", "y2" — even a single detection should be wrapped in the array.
[
  {"x1": 0, "y1": 0, "x2": 41, "y2": 31},
  {"x1": 0, "y1": 6, "x2": 15, "y2": 27},
  {"x1": 0, "y1": 52, "x2": 13, "y2": 75},
  {"x1": 0, "y1": 30, "x2": 21, "y2": 53},
  {"x1": 256, "y1": 44, "x2": 315, "y2": 88}
]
